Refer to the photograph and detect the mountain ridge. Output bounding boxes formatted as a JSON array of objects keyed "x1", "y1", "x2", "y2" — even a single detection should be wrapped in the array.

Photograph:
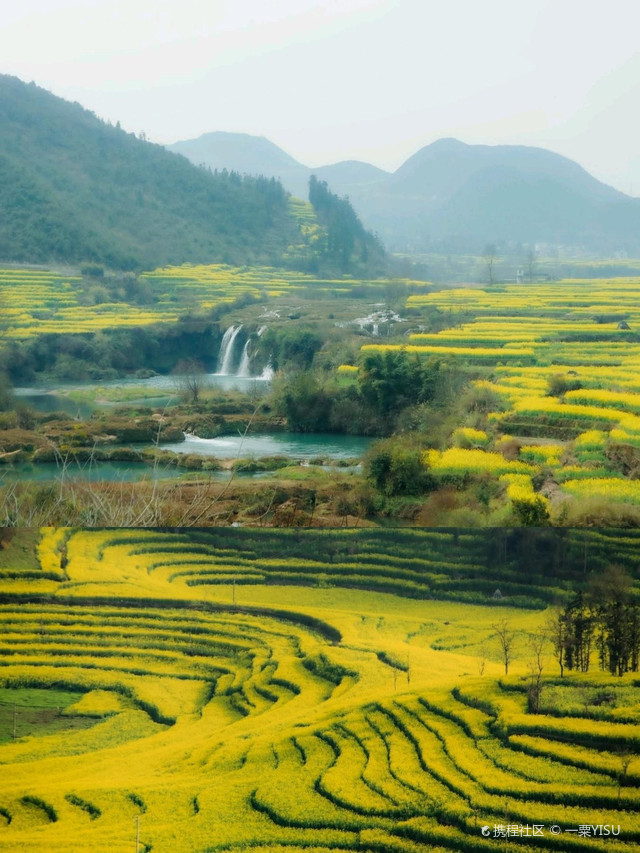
[{"x1": 169, "y1": 131, "x2": 640, "y2": 253}]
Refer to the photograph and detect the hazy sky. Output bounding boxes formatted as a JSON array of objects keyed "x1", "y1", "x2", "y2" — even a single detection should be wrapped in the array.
[{"x1": 3, "y1": 0, "x2": 640, "y2": 193}]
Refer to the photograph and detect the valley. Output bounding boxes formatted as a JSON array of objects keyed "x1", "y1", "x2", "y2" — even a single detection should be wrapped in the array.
[{"x1": 2, "y1": 18, "x2": 640, "y2": 853}]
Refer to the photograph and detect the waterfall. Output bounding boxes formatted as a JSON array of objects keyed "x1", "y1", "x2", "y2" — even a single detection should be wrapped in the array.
[
  {"x1": 257, "y1": 325, "x2": 267, "y2": 337},
  {"x1": 217, "y1": 325, "x2": 242, "y2": 374},
  {"x1": 216, "y1": 324, "x2": 273, "y2": 379},
  {"x1": 237, "y1": 340, "x2": 251, "y2": 377},
  {"x1": 260, "y1": 363, "x2": 275, "y2": 380}
]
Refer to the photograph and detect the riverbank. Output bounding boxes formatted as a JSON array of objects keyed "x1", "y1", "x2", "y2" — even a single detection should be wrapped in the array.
[{"x1": 0, "y1": 462, "x2": 374, "y2": 526}]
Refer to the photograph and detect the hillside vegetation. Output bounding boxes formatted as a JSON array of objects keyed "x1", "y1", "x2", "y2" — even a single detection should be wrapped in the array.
[
  {"x1": 0, "y1": 528, "x2": 638, "y2": 852},
  {"x1": 0, "y1": 76, "x2": 388, "y2": 276},
  {"x1": 0, "y1": 76, "x2": 300, "y2": 270},
  {"x1": 0, "y1": 262, "x2": 419, "y2": 382}
]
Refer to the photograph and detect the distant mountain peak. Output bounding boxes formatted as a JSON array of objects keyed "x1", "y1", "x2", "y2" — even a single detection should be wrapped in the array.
[{"x1": 428, "y1": 137, "x2": 469, "y2": 149}]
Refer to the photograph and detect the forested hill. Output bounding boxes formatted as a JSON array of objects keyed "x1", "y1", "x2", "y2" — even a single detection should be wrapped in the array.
[
  {"x1": 0, "y1": 76, "x2": 302, "y2": 270},
  {"x1": 308, "y1": 175, "x2": 385, "y2": 272}
]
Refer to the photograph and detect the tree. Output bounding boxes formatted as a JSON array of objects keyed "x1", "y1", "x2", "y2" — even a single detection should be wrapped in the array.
[
  {"x1": 275, "y1": 372, "x2": 332, "y2": 432},
  {"x1": 526, "y1": 631, "x2": 547, "y2": 713},
  {"x1": 365, "y1": 439, "x2": 434, "y2": 496},
  {"x1": 617, "y1": 754, "x2": 633, "y2": 807},
  {"x1": 476, "y1": 643, "x2": 488, "y2": 676},
  {"x1": 557, "y1": 566, "x2": 640, "y2": 677},
  {"x1": 173, "y1": 359, "x2": 208, "y2": 404},
  {"x1": 525, "y1": 248, "x2": 537, "y2": 283},
  {"x1": 546, "y1": 610, "x2": 568, "y2": 678},
  {"x1": 483, "y1": 243, "x2": 498, "y2": 285},
  {"x1": 588, "y1": 565, "x2": 638, "y2": 676},
  {"x1": 492, "y1": 619, "x2": 517, "y2": 675},
  {"x1": 0, "y1": 372, "x2": 12, "y2": 412},
  {"x1": 562, "y1": 591, "x2": 593, "y2": 672},
  {"x1": 308, "y1": 175, "x2": 385, "y2": 273},
  {"x1": 359, "y1": 350, "x2": 439, "y2": 417},
  {"x1": 511, "y1": 494, "x2": 551, "y2": 526},
  {"x1": 258, "y1": 327, "x2": 323, "y2": 372}
]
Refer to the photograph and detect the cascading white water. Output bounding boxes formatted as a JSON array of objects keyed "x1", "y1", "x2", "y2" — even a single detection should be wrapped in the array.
[
  {"x1": 237, "y1": 339, "x2": 251, "y2": 377},
  {"x1": 217, "y1": 325, "x2": 243, "y2": 374},
  {"x1": 216, "y1": 323, "x2": 274, "y2": 380},
  {"x1": 260, "y1": 363, "x2": 275, "y2": 380}
]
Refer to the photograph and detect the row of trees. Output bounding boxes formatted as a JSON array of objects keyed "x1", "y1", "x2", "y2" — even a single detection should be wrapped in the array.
[
  {"x1": 485, "y1": 566, "x2": 638, "y2": 715},
  {"x1": 549, "y1": 566, "x2": 639, "y2": 676}
]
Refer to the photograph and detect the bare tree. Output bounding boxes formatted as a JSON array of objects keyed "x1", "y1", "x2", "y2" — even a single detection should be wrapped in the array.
[
  {"x1": 545, "y1": 610, "x2": 568, "y2": 678},
  {"x1": 526, "y1": 631, "x2": 547, "y2": 713},
  {"x1": 617, "y1": 753, "x2": 633, "y2": 807},
  {"x1": 483, "y1": 243, "x2": 498, "y2": 285},
  {"x1": 173, "y1": 359, "x2": 209, "y2": 404},
  {"x1": 492, "y1": 618, "x2": 517, "y2": 675},
  {"x1": 477, "y1": 642, "x2": 488, "y2": 676}
]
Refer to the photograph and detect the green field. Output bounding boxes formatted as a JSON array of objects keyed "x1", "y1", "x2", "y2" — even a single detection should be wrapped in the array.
[{"x1": 0, "y1": 528, "x2": 638, "y2": 852}]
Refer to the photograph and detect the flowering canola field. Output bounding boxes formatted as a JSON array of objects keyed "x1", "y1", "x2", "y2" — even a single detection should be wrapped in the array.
[
  {"x1": 361, "y1": 278, "x2": 640, "y2": 515},
  {"x1": 0, "y1": 265, "x2": 430, "y2": 341},
  {"x1": 0, "y1": 529, "x2": 638, "y2": 852}
]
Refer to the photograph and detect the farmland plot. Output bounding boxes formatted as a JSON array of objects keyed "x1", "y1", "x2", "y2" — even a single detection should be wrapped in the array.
[
  {"x1": 357, "y1": 278, "x2": 640, "y2": 518},
  {"x1": 0, "y1": 529, "x2": 638, "y2": 852}
]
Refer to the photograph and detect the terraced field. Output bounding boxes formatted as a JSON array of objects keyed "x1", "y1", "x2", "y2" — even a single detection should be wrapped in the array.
[
  {"x1": 0, "y1": 269, "x2": 179, "y2": 339},
  {"x1": 0, "y1": 528, "x2": 638, "y2": 852},
  {"x1": 353, "y1": 277, "x2": 640, "y2": 518},
  {"x1": 0, "y1": 264, "x2": 429, "y2": 341}
]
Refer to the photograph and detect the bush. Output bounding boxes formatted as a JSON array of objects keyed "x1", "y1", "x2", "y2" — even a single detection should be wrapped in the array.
[
  {"x1": 64, "y1": 794, "x2": 101, "y2": 819},
  {"x1": 365, "y1": 439, "x2": 435, "y2": 496},
  {"x1": 547, "y1": 373, "x2": 583, "y2": 396},
  {"x1": 20, "y1": 796, "x2": 57, "y2": 823}
]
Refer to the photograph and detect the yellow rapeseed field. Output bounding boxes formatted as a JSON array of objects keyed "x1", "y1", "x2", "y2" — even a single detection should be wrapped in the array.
[
  {"x1": 0, "y1": 529, "x2": 637, "y2": 852},
  {"x1": 349, "y1": 277, "x2": 640, "y2": 516}
]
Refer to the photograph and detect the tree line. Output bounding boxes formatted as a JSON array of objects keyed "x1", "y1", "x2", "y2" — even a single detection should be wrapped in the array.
[{"x1": 549, "y1": 566, "x2": 639, "y2": 676}]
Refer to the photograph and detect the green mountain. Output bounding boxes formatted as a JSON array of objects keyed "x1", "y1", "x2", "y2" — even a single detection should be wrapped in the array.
[
  {"x1": 0, "y1": 76, "x2": 300, "y2": 269},
  {"x1": 314, "y1": 159, "x2": 390, "y2": 190},
  {"x1": 171, "y1": 131, "x2": 640, "y2": 254}
]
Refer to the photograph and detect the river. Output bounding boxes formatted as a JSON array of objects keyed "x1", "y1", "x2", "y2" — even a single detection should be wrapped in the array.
[
  {"x1": 161, "y1": 432, "x2": 371, "y2": 459},
  {"x1": 14, "y1": 372, "x2": 271, "y2": 418}
]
